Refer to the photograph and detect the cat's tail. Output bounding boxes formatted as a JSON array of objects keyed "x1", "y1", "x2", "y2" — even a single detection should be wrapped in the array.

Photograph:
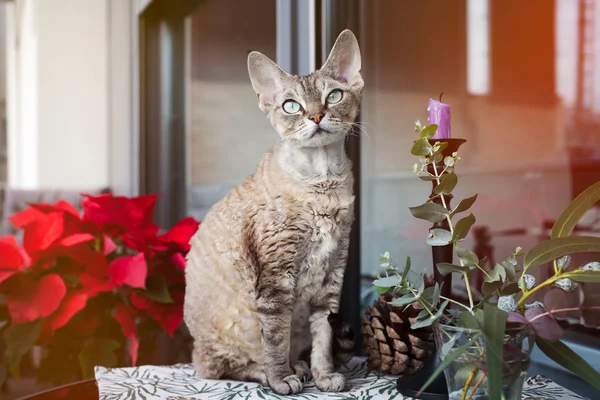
[{"x1": 328, "y1": 312, "x2": 355, "y2": 367}]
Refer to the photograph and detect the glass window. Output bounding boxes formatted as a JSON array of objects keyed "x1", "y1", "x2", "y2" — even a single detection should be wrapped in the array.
[{"x1": 184, "y1": 0, "x2": 276, "y2": 221}]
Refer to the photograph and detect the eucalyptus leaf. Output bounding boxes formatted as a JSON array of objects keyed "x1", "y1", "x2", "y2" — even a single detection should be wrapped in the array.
[
  {"x1": 418, "y1": 173, "x2": 437, "y2": 181},
  {"x1": 460, "y1": 309, "x2": 484, "y2": 329},
  {"x1": 427, "y1": 228, "x2": 453, "y2": 246},
  {"x1": 433, "y1": 172, "x2": 458, "y2": 195},
  {"x1": 444, "y1": 156, "x2": 455, "y2": 167},
  {"x1": 418, "y1": 340, "x2": 472, "y2": 395},
  {"x1": 564, "y1": 270, "x2": 600, "y2": 282},
  {"x1": 420, "y1": 124, "x2": 438, "y2": 139},
  {"x1": 524, "y1": 236, "x2": 600, "y2": 270},
  {"x1": 432, "y1": 282, "x2": 441, "y2": 306},
  {"x1": 373, "y1": 275, "x2": 401, "y2": 288},
  {"x1": 482, "y1": 304, "x2": 507, "y2": 400},
  {"x1": 432, "y1": 153, "x2": 443, "y2": 163},
  {"x1": 432, "y1": 141, "x2": 449, "y2": 153},
  {"x1": 411, "y1": 302, "x2": 449, "y2": 330},
  {"x1": 536, "y1": 337, "x2": 600, "y2": 391},
  {"x1": 437, "y1": 262, "x2": 474, "y2": 276},
  {"x1": 452, "y1": 213, "x2": 476, "y2": 242},
  {"x1": 551, "y1": 181, "x2": 600, "y2": 239},
  {"x1": 456, "y1": 246, "x2": 479, "y2": 266},
  {"x1": 409, "y1": 202, "x2": 449, "y2": 223},
  {"x1": 401, "y1": 256, "x2": 411, "y2": 281},
  {"x1": 411, "y1": 138, "x2": 433, "y2": 156},
  {"x1": 376, "y1": 286, "x2": 389, "y2": 295},
  {"x1": 390, "y1": 294, "x2": 419, "y2": 306},
  {"x1": 441, "y1": 335, "x2": 458, "y2": 356},
  {"x1": 420, "y1": 286, "x2": 436, "y2": 307},
  {"x1": 450, "y1": 194, "x2": 478, "y2": 217}
]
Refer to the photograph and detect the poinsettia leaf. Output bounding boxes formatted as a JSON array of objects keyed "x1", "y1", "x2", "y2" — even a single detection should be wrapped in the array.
[
  {"x1": 433, "y1": 172, "x2": 458, "y2": 195},
  {"x1": 551, "y1": 181, "x2": 600, "y2": 239},
  {"x1": 78, "y1": 338, "x2": 120, "y2": 379},
  {"x1": 450, "y1": 194, "x2": 478, "y2": 217},
  {"x1": 411, "y1": 138, "x2": 432, "y2": 156},
  {"x1": 524, "y1": 236, "x2": 600, "y2": 270},
  {"x1": 536, "y1": 337, "x2": 600, "y2": 391},
  {"x1": 420, "y1": 124, "x2": 438, "y2": 139},
  {"x1": 409, "y1": 202, "x2": 448, "y2": 223},
  {"x1": 373, "y1": 275, "x2": 401, "y2": 288},
  {"x1": 564, "y1": 270, "x2": 600, "y2": 282},
  {"x1": 141, "y1": 276, "x2": 174, "y2": 304},
  {"x1": 4, "y1": 319, "x2": 43, "y2": 371},
  {"x1": 7, "y1": 274, "x2": 67, "y2": 324},
  {"x1": 525, "y1": 308, "x2": 563, "y2": 342},
  {"x1": 109, "y1": 253, "x2": 148, "y2": 289},
  {"x1": 427, "y1": 228, "x2": 453, "y2": 246},
  {"x1": 456, "y1": 246, "x2": 479, "y2": 266},
  {"x1": 452, "y1": 213, "x2": 476, "y2": 242}
]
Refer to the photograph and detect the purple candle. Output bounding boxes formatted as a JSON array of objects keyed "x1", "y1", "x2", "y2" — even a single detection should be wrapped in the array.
[{"x1": 427, "y1": 98, "x2": 451, "y2": 139}]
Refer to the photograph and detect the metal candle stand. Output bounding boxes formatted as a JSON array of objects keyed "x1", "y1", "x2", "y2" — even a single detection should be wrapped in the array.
[{"x1": 396, "y1": 138, "x2": 467, "y2": 399}]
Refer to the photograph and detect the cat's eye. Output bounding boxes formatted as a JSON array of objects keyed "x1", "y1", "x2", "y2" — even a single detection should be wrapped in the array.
[
  {"x1": 282, "y1": 100, "x2": 302, "y2": 114},
  {"x1": 326, "y1": 90, "x2": 343, "y2": 104}
]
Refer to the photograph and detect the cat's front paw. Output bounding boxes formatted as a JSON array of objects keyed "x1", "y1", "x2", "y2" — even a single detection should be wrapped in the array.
[
  {"x1": 291, "y1": 360, "x2": 312, "y2": 382},
  {"x1": 268, "y1": 375, "x2": 304, "y2": 395},
  {"x1": 315, "y1": 372, "x2": 346, "y2": 392}
]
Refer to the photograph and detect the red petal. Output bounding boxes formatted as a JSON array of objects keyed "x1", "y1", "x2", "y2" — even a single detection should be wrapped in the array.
[
  {"x1": 129, "y1": 337, "x2": 139, "y2": 366},
  {"x1": 109, "y1": 253, "x2": 147, "y2": 288},
  {"x1": 31, "y1": 200, "x2": 80, "y2": 218},
  {"x1": 0, "y1": 236, "x2": 27, "y2": 284},
  {"x1": 22, "y1": 212, "x2": 64, "y2": 254},
  {"x1": 9, "y1": 207, "x2": 45, "y2": 229},
  {"x1": 158, "y1": 217, "x2": 199, "y2": 252},
  {"x1": 80, "y1": 273, "x2": 117, "y2": 297},
  {"x1": 103, "y1": 236, "x2": 116, "y2": 255},
  {"x1": 114, "y1": 304, "x2": 137, "y2": 339},
  {"x1": 171, "y1": 252, "x2": 186, "y2": 271},
  {"x1": 48, "y1": 291, "x2": 88, "y2": 334},
  {"x1": 130, "y1": 292, "x2": 152, "y2": 309},
  {"x1": 58, "y1": 233, "x2": 95, "y2": 247},
  {"x1": 8, "y1": 274, "x2": 67, "y2": 324}
]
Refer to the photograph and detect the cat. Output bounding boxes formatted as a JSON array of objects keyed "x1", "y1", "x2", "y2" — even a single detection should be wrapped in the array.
[{"x1": 184, "y1": 29, "x2": 363, "y2": 395}]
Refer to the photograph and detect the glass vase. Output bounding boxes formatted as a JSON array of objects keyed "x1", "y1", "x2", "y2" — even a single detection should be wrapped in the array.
[{"x1": 432, "y1": 319, "x2": 535, "y2": 400}]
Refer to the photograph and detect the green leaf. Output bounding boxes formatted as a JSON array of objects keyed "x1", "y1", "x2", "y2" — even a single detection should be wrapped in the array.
[
  {"x1": 482, "y1": 304, "x2": 507, "y2": 400},
  {"x1": 451, "y1": 194, "x2": 478, "y2": 217},
  {"x1": 418, "y1": 339, "x2": 472, "y2": 395},
  {"x1": 376, "y1": 286, "x2": 389, "y2": 295},
  {"x1": 4, "y1": 319, "x2": 43, "y2": 372},
  {"x1": 390, "y1": 294, "x2": 418, "y2": 306},
  {"x1": 411, "y1": 138, "x2": 432, "y2": 156},
  {"x1": 411, "y1": 301, "x2": 449, "y2": 330},
  {"x1": 432, "y1": 141, "x2": 449, "y2": 153},
  {"x1": 373, "y1": 275, "x2": 401, "y2": 288},
  {"x1": 481, "y1": 264, "x2": 507, "y2": 296},
  {"x1": 536, "y1": 337, "x2": 600, "y2": 391},
  {"x1": 140, "y1": 276, "x2": 173, "y2": 304},
  {"x1": 563, "y1": 270, "x2": 600, "y2": 282},
  {"x1": 437, "y1": 262, "x2": 473, "y2": 276},
  {"x1": 78, "y1": 338, "x2": 120, "y2": 379},
  {"x1": 524, "y1": 236, "x2": 600, "y2": 270},
  {"x1": 418, "y1": 173, "x2": 437, "y2": 181},
  {"x1": 452, "y1": 213, "x2": 475, "y2": 242},
  {"x1": 420, "y1": 124, "x2": 438, "y2": 139},
  {"x1": 427, "y1": 228, "x2": 453, "y2": 246},
  {"x1": 401, "y1": 257, "x2": 411, "y2": 281},
  {"x1": 444, "y1": 156, "x2": 455, "y2": 167},
  {"x1": 434, "y1": 172, "x2": 458, "y2": 195},
  {"x1": 551, "y1": 181, "x2": 600, "y2": 239},
  {"x1": 409, "y1": 202, "x2": 448, "y2": 223},
  {"x1": 460, "y1": 309, "x2": 484, "y2": 329},
  {"x1": 456, "y1": 246, "x2": 479, "y2": 266}
]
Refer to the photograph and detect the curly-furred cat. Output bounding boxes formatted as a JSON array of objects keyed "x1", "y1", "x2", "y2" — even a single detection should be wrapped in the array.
[{"x1": 184, "y1": 30, "x2": 362, "y2": 395}]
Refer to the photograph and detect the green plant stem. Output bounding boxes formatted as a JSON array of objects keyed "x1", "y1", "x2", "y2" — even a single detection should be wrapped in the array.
[
  {"x1": 461, "y1": 366, "x2": 478, "y2": 400},
  {"x1": 408, "y1": 286, "x2": 436, "y2": 318},
  {"x1": 466, "y1": 372, "x2": 487, "y2": 400},
  {"x1": 440, "y1": 295, "x2": 471, "y2": 311},
  {"x1": 430, "y1": 157, "x2": 454, "y2": 235},
  {"x1": 517, "y1": 275, "x2": 560, "y2": 307},
  {"x1": 463, "y1": 272, "x2": 475, "y2": 311}
]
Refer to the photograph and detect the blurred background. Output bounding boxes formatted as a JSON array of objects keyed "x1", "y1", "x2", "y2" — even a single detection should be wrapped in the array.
[{"x1": 0, "y1": 0, "x2": 599, "y2": 398}]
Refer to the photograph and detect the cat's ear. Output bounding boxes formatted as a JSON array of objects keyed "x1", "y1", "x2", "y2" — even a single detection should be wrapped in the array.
[
  {"x1": 321, "y1": 29, "x2": 363, "y2": 89},
  {"x1": 248, "y1": 51, "x2": 288, "y2": 109}
]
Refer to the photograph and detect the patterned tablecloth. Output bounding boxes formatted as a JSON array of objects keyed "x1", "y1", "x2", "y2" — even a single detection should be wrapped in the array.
[{"x1": 95, "y1": 358, "x2": 587, "y2": 400}]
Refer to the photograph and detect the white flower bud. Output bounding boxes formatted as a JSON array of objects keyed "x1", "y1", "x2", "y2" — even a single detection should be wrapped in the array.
[
  {"x1": 524, "y1": 301, "x2": 544, "y2": 309},
  {"x1": 554, "y1": 278, "x2": 579, "y2": 292},
  {"x1": 557, "y1": 256, "x2": 571, "y2": 269},
  {"x1": 518, "y1": 274, "x2": 536, "y2": 290},
  {"x1": 582, "y1": 261, "x2": 600, "y2": 271},
  {"x1": 498, "y1": 296, "x2": 518, "y2": 312}
]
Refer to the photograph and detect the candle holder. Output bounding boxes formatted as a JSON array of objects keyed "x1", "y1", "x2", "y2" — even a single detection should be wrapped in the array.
[{"x1": 396, "y1": 138, "x2": 466, "y2": 399}]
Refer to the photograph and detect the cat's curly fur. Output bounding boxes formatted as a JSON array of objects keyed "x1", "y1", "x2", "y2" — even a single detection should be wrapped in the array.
[{"x1": 184, "y1": 30, "x2": 363, "y2": 395}]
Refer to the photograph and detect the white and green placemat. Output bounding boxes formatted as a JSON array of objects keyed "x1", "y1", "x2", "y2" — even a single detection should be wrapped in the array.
[{"x1": 95, "y1": 358, "x2": 587, "y2": 400}]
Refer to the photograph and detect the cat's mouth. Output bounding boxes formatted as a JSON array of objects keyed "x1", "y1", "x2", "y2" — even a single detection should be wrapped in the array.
[{"x1": 309, "y1": 128, "x2": 330, "y2": 139}]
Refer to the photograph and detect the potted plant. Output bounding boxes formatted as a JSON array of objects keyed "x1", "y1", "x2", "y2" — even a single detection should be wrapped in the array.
[
  {"x1": 0, "y1": 193, "x2": 199, "y2": 386},
  {"x1": 373, "y1": 122, "x2": 600, "y2": 399}
]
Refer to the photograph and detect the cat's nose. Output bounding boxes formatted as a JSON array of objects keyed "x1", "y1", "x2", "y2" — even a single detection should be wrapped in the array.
[{"x1": 308, "y1": 113, "x2": 325, "y2": 124}]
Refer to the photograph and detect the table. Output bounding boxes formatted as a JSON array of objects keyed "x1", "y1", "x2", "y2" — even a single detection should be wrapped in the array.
[{"x1": 92, "y1": 358, "x2": 586, "y2": 400}]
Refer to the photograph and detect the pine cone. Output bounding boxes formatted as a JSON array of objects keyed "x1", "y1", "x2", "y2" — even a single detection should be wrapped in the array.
[{"x1": 362, "y1": 275, "x2": 436, "y2": 375}]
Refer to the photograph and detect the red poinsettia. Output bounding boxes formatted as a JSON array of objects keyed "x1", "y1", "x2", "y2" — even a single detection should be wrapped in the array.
[{"x1": 0, "y1": 192, "x2": 199, "y2": 374}]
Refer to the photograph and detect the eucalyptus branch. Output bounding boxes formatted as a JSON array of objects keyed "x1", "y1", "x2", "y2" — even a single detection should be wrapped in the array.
[
  {"x1": 440, "y1": 295, "x2": 471, "y2": 311},
  {"x1": 517, "y1": 274, "x2": 560, "y2": 307}
]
